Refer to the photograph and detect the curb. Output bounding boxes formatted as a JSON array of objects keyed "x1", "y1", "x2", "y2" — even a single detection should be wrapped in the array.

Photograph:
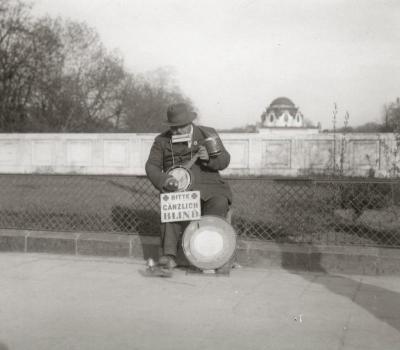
[{"x1": 1, "y1": 229, "x2": 399, "y2": 275}]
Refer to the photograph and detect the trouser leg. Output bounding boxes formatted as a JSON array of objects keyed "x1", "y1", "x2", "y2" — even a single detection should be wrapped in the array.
[
  {"x1": 161, "y1": 221, "x2": 188, "y2": 257},
  {"x1": 202, "y1": 195, "x2": 229, "y2": 218}
]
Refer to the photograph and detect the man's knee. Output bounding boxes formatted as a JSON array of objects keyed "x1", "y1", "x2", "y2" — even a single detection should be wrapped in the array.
[{"x1": 203, "y1": 195, "x2": 229, "y2": 217}]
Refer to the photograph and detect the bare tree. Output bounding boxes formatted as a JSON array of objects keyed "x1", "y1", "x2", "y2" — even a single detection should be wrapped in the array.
[
  {"x1": 0, "y1": 1, "x2": 195, "y2": 132},
  {"x1": 118, "y1": 67, "x2": 195, "y2": 133},
  {"x1": 384, "y1": 98, "x2": 400, "y2": 132},
  {"x1": 28, "y1": 18, "x2": 126, "y2": 132},
  {"x1": 0, "y1": 0, "x2": 36, "y2": 131}
]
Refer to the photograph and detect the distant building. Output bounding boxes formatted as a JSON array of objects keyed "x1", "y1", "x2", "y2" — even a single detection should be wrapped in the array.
[
  {"x1": 261, "y1": 97, "x2": 304, "y2": 127},
  {"x1": 259, "y1": 97, "x2": 319, "y2": 134}
]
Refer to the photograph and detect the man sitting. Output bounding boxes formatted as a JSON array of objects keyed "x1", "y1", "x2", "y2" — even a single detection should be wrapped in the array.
[{"x1": 145, "y1": 103, "x2": 232, "y2": 269}]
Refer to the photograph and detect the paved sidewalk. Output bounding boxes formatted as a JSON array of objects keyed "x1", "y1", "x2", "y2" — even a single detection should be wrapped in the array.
[{"x1": 0, "y1": 253, "x2": 399, "y2": 350}]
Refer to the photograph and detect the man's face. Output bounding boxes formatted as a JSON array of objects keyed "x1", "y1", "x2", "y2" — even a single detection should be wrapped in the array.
[{"x1": 170, "y1": 123, "x2": 191, "y2": 135}]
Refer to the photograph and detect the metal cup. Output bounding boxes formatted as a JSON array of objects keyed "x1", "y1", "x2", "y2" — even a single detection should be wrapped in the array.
[{"x1": 203, "y1": 136, "x2": 222, "y2": 157}]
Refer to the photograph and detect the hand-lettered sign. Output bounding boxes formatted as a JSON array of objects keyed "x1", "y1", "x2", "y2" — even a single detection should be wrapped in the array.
[{"x1": 160, "y1": 191, "x2": 201, "y2": 223}]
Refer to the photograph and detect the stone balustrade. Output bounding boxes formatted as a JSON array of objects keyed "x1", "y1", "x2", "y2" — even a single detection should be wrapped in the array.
[{"x1": 0, "y1": 132, "x2": 398, "y2": 177}]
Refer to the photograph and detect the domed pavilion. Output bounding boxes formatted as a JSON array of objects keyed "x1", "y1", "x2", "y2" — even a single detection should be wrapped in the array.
[{"x1": 261, "y1": 97, "x2": 304, "y2": 128}]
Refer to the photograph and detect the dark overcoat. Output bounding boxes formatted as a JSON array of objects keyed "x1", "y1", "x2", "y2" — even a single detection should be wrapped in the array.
[{"x1": 145, "y1": 124, "x2": 232, "y2": 203}]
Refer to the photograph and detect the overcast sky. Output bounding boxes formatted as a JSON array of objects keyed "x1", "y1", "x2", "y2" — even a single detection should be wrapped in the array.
[{"x1": 32, "y1": 0, "x2": 400, "y2": 129}]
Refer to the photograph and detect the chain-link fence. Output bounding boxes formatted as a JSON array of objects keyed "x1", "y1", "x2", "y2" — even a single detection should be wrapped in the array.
[{"x1": 0, "y1": 174, "x2": 399, "y2": 247}]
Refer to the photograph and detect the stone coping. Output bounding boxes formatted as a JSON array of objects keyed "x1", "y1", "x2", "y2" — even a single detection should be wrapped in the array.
[{"x1": 0, "y1": 229, "x2": 399, "y2": 275}]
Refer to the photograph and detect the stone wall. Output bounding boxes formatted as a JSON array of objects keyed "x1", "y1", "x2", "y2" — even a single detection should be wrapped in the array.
[{"x1": 0, "y1": 132, "x2": 398, "y2": 177}]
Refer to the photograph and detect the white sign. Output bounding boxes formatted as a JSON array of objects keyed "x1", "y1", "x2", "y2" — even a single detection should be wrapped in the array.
[{"x1": 160, "y1": 191, "x2": 201, "y2": 223}]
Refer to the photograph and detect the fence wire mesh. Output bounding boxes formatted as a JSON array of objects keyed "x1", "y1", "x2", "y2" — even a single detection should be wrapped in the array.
[{"x1": 0, "y1": 174, "x2": 399, "y2": 247}]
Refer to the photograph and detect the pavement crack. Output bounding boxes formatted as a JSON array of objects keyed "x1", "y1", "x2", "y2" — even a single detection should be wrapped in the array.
[{"x1": 162, "y1": 279, "x2": 196, "y2": 287}]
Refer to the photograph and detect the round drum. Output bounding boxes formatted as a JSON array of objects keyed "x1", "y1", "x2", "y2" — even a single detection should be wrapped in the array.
[
  {"x1": 166, "y1": 166, "x2": 193, "y2": 191},
  {"x1": 182, "y1": 215, "x2": 236, "y2": 270}
]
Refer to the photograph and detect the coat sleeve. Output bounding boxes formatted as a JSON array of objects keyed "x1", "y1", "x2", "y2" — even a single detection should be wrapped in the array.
[
  {"x1": 145, "y1": 138, "x2": 169, "y2": 192},
  {"x1": 201, "y1": 129, "x2": 230, "y2": 171}
]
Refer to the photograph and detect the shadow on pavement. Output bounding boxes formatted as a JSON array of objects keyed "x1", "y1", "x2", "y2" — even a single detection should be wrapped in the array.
[
  {"x1": 281, "y1": 249, "x2": 400, "y2": 333},
  {"x1": 111, "y1": 206, "x2": 161, "y2": 260},
  {"x1": 0, "y1": 342, "x2": 8, "y2": 350}
]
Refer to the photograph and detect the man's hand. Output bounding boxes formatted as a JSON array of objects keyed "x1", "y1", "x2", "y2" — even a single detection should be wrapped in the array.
[
  {"x1": 163, "y1": 176, "x2": 179, "y2": 192},
  {"x1": 198, "y1": 145, "x2": 210, "y2": 162}
]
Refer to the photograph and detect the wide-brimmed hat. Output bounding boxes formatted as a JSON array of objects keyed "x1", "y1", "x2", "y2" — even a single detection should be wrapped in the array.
[{"x1": 164, "y1": 103, "x2": 197, "y2": 126}]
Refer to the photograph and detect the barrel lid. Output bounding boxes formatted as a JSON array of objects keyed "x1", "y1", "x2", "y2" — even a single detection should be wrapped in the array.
[{"x1": 182, "y1": 215, "x2": 236, "y2": 270}]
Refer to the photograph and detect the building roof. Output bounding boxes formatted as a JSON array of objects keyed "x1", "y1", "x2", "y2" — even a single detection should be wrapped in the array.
[{"x1": 269, "y1": 97, "x2": 295, "y2": 108}]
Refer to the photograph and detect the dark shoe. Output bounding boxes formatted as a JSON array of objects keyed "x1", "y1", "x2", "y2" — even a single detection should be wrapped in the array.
[{"x1": 158, "y1": 255, "x2": 177, "y2": 269}]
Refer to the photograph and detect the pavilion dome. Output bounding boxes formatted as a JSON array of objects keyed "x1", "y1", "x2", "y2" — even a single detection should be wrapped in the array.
[{"x1": 269, "y1": 97, "x2": 295, "y2": 108}]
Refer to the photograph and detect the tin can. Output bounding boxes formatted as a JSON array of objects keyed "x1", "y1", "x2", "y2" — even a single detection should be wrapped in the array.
[{"x1": 203, "y1": 136, "x2": 222, "y2": 157}]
